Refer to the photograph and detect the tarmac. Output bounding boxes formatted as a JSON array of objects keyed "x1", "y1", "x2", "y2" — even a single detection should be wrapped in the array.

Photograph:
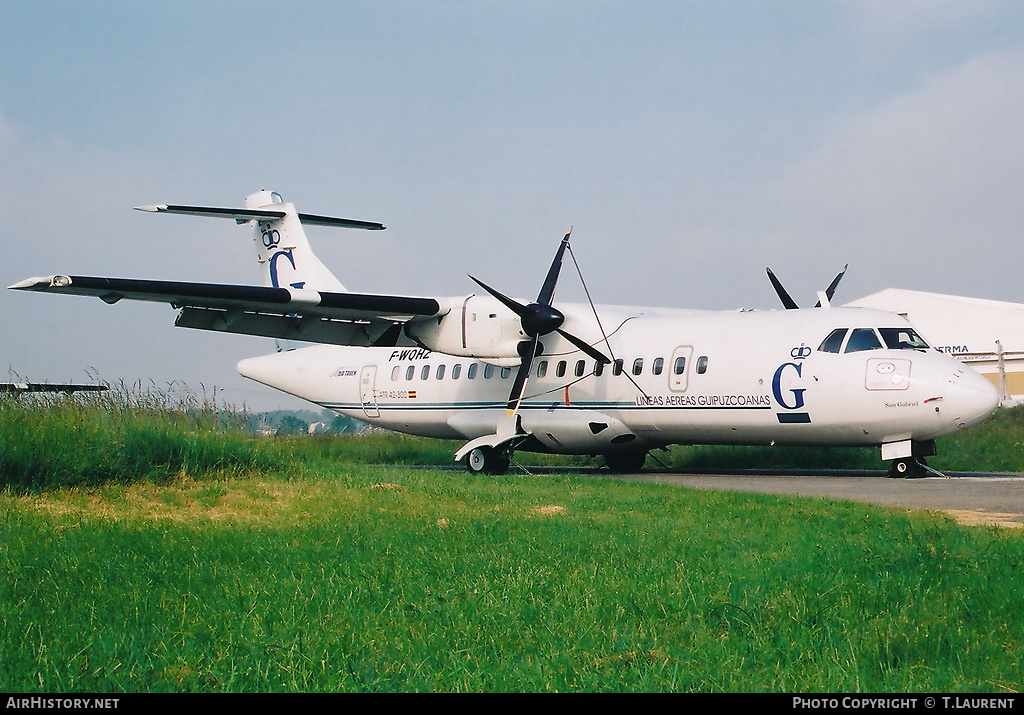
[{"x1": 592, "y1": 470, "x2": 1024, "y2": 529}]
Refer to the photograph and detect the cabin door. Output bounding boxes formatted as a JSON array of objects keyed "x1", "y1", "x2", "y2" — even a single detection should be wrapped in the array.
[{"x1": 360, "y1": 365, "x2": 380, "y2": 418}]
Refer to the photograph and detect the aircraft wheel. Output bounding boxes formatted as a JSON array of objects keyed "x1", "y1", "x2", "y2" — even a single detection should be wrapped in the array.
[
  {"x1": 466, "y1": 446, "x2": 511, "y2": 476},
  {"x1": 605, "y1": 451, "x2": 647, "y2": 473},
  {"x1": 888, "y1": 457, "x2": 926, "y2": 479}
]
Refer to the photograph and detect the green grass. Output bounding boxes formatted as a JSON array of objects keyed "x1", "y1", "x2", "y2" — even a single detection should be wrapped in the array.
[
  {"x1": 1, "y1": 466, "x2": 1022, "y2": 692},
  {"x1": 0, "y1": 387, "x2": 295, "y2": 490}
]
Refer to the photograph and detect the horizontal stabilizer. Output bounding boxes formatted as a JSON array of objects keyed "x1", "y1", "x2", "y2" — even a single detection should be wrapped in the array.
[
  {"x1": 296, "y1": 212, "x2": 386, "y2": 230},
  {"x1": 134, "y1": 204, "x2": 385, "y2": 230}
]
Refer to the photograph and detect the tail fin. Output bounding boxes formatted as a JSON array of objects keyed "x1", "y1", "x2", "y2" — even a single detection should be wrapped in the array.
[{"x1": 245, "y1": 190, "x2": 346, "y2": 292}]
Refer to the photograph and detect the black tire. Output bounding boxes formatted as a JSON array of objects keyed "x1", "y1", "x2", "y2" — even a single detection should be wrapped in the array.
[
  {"x1": 605, "y1": 451, "x2": 647, "y2": 473},
  {"x1": 888, "y1": 457, "x2": 926, "y2": 479}
]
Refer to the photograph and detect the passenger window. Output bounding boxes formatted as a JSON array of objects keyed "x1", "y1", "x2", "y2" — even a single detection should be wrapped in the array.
[
  {"x1": 632, "y1": 358, "x2": 643, "y2": 376},
  {"x1": 845, "y1": 328, "x2": 883, "y2": 353},
  {"x1": 674, "y1": 356, "x2": 686, "y2": 375},
  {"x1": 484, "y1": 364, "x2": 495, "y2": 379},
  {"x1": 556, "y1": 361, "x2": 567, "y2": 378},
  {"x1": 696, "y1": 356, "x2": 708, "y2": 374},
  {"x1": 613, "y1": 359, "x2": 624, "y2": 376},
  {"x1": 421, "y1": 365, "x2": 430, "y2": 380},
  {"x1": 501, "y1": 367, "x2": 511, "y2": 379},
  {"x1": 575, "y1": 360, "x2": 586, "y2": 377},
  {"x1": 436, "y1": 364, "x2": 445, "y2": 380},
  {"x1": 537, "y1": 360, "x2": 548, "y2": 378},
  {"x1": 468, "y1": 363, "x2": 478, "y2": 379},
  {"x1": 392, "y1": 366, "x2": 400, "y2": 381},
  {"x1": 818, "y1": 328, "x2": 848, "y2": 354},
  {"x1": 406, "y1": 366, "x2": 415, "y2": 381},
  {"x1": 452, "y1": 364, "x2": 461, "y2": 380},
  {"x1": 652, "y1": 357, "x2": 664, "y2": 376}
]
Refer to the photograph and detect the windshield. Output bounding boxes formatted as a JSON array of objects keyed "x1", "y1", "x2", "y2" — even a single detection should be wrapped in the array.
[
  {"x1": 878, "y1": 327, "x2": 929, "y2": 350},
  {"x1": 845, "y1": 328, "x2": 883, "y2": 353}
]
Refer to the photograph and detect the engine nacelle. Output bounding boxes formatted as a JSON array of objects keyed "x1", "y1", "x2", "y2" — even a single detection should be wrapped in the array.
[{"x1": 405, "y1": 294, "x2": 525, "y2": 365}]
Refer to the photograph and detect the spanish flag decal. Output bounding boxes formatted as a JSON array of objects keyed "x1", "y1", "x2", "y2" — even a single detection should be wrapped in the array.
[{"x1": 408, "y1": 390, "x2": 417, "y2": 399}]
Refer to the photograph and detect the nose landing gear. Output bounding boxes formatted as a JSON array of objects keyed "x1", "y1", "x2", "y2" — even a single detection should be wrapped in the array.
[{"x1": 884, "y1": 439, "x2": 943, "y2": 478}]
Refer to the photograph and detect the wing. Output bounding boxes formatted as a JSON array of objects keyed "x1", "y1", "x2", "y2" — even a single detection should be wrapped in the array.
[
  {"x1": 1, "y1": 382, "x2": 108, "y2": 394},
  {"x1": 9, "y1": 274, "x2": 448, "y2": 347}
]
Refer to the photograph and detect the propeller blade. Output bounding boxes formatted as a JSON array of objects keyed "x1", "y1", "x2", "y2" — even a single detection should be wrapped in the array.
[
  {"x1": 506, "y1": 336, "x2": 540, "y2": 414},
  {"x1": 557, "y1": 328, "x2": 611, "y2": 364},
  {"x1": 766, "y1": 267, "x2": 799, "y2": 310},
  {"x1": 468, "y1": 276, "x2": 529, "y2": 319},
  {"x1": 537, "y1": 228, "x2": 572, "y2": 306},
  {"x1": 816, "y1": 264, "x2": 848, "y2": 307}
]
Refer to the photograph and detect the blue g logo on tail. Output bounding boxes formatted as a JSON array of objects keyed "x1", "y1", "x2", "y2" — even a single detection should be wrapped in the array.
[{"x1": 269, "y1": 250, "x2": 305, "y2": 290}]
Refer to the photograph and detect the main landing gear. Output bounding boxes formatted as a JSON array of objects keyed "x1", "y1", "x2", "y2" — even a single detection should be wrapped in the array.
[
  {"x1": 465, "y1": 447, "x2": 650, "y2": 476},
  {"x1": 604, "y1": 451, "x2": 648, "y2": 473},
  {"x1": 466, "y1": 445, "x2": 512, "y2": 476}
]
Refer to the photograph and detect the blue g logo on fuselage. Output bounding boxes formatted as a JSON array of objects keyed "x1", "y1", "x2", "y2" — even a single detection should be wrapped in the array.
[
  {"x1": 772, "y1": 361, "x2": 806, "y2": 410},
  {"x1": 772, "y1": 345, "x2": 811, "y2": 423}
]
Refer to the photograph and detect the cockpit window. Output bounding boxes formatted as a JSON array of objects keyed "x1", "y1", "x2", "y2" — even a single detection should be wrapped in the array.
[
  {"x1": 818, "y1": 328, "x2": 848, "y2": 354},
  {"x1": 879, "y1": 327, "x2": 929, "y2": 350},
  {"x1": 844, "y1": 328, "x2": 883, "y2": 353}
]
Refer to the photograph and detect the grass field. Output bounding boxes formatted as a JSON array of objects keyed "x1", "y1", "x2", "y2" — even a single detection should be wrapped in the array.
[{"x1": 2, "y1": 392, "x2": 1023, "y2": 692}]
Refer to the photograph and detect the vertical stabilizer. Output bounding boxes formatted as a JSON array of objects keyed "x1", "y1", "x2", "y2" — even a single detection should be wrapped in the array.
[{"x1": 245, "y1": 190, "x2": 347, "y2": 292}]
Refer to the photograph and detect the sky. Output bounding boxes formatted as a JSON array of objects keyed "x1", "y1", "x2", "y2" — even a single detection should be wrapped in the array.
[{"x1": 2, "y1": 1, "x2": 1023, "y2": 411}]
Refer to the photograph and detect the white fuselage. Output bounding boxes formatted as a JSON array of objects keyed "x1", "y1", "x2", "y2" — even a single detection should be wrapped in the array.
[{"x1": 237, "y1": 303, "x2": 999, "y2": 456}]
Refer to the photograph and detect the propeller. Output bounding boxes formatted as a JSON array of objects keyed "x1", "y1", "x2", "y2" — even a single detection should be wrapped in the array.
[
  {"x1": 468, "y1": 229, "x2": 611, "y2": 415},
  {"x1": 766, "y1": 264, "x2": 848, "y2": 309},
  {"x1": 765, "y1": 267, "x2": 798, "y2": 310},
  {"x1": 816, "y1": 264, "x2": 848, "y2": 307}
]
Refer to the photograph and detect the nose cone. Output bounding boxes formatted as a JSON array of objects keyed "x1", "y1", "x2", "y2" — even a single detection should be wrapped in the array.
[
  {"x1": 237, "y1": 354, "x2": 276, "y2": 386},
  {"x1": 948, "y1": 366, "x2": 1000, "y2": 430}
]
